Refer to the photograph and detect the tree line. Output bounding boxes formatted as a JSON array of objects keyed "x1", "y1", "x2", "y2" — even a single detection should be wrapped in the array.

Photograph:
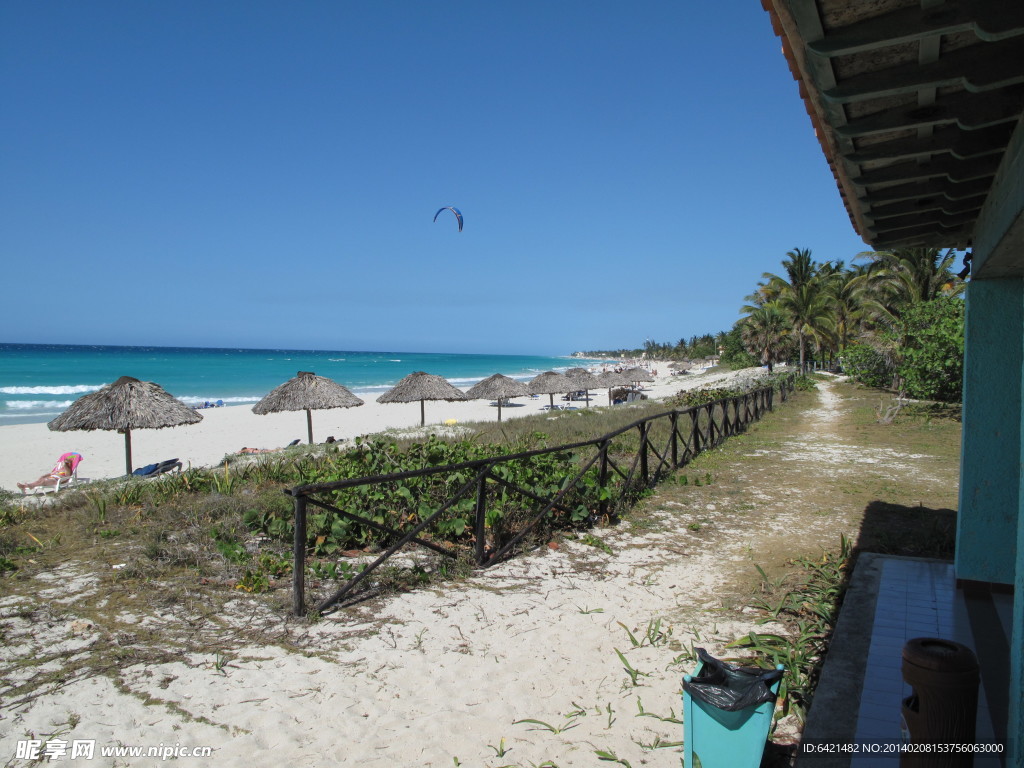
[{"x1": 579, "y1": 247, "x2": 966, "y2": 403}]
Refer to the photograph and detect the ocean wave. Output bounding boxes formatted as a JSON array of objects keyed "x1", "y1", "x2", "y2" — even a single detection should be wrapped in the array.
[
  {"x1": 0, "y1": 384, "x2": 105, "y2": 395},
  {"x1": 6, "y1": 400, "x2": 75, "y2": 409},
  {"x1": 0, "y1": 412, "x2": 65, "y2": 420},
  {"x1": 178, "y1": 395, "x2": 261, "y2": 405}
]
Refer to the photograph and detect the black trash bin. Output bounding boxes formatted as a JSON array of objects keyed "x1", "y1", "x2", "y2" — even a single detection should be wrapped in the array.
[{"x1": 900, "y1": 637, "x2": 979, "y2": 767}]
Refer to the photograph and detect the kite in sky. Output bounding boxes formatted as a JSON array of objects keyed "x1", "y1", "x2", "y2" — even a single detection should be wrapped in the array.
[{"x1": 433, "y1": 206, "x2": 463, "y2": 232}]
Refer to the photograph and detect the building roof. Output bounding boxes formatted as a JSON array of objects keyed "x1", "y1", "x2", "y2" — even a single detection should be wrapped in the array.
[{"x1": 761, "y1": 0, "x2": 1024, "y2": 252}]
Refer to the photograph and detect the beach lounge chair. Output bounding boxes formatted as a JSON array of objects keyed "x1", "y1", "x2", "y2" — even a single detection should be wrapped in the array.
[
  {"x1": 132, "y1": 458, "x2": 183, "y2": 477},
  {"x1": 20, "y1": 452, "x2": 86, "y2": 495}
]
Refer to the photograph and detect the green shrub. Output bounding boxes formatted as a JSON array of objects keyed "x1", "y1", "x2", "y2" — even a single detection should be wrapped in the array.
[
  {"x1": 669, "y1": 387, "x2": 744, "y2": 408},
  {"x1": 840, "y1": 343, "x2": 893, "y2": 389},
  {"x1": 895, "y1": 297, "x2": 964, "y2": 403}
]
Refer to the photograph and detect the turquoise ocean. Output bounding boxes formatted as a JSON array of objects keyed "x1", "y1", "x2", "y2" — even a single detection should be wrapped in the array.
[{"x1": 0, "y1": 344, "x2": 607, "y2": 426}]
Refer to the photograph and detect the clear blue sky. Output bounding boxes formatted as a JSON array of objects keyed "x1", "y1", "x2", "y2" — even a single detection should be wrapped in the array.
[{"x1": 1, "y1": 2, "x2": 869, "y2": 356}]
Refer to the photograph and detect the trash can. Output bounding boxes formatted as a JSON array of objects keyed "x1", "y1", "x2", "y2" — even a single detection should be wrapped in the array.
[
  {"x1": 900, "y1": 637, "x2": 979, "y2": 767},
  {"x1": 682, "y1": 648, "x2": 785, "y2": 768}
]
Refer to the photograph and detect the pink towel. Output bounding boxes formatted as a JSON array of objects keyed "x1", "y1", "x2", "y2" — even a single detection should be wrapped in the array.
[{"x1": 51, "y1": 452, "x2": 83, "y2": 477}]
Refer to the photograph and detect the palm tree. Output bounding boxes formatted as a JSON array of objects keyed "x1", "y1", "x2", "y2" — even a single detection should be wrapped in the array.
[
  {"x1": 859, "y1": 247, "x2": 963, "y2": 319},
  {"x1": 761, "y1": 247, "x2": 835, "y2": 372},
  {"x1": 780, "y1": 281, "x2": 836, "y2": 372},
  {"x1": 761, "y1": 248, "x2": 819, "y2": 297},
  {"x1": 740, "y1": 303, "x2": 790, "y2": 372},
  {"x1": 824, "y1": 261, "x2": 869, "y2": 357}
]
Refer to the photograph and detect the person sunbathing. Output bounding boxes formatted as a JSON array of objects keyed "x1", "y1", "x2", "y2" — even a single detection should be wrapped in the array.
[
  {"x1": 239, "y1": 439, "x2": 301, "y2": 454},
  {"x1": 18, "y1": 452, "x2": 83, "y2": 491}
]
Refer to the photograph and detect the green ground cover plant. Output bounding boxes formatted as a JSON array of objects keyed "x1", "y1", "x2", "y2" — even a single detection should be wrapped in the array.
[{"x1": 0, "y1": 375, "x2": 800, "y2": 629}]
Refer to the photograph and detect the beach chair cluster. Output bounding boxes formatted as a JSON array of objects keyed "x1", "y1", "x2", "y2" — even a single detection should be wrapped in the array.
[{"x1": 194, "y1": 400, "x2": 224, "y2": 410}]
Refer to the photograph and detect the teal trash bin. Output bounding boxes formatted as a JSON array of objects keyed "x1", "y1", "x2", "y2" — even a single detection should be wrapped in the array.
[{"x1": 682, "y1": 648, "x2": 785, "y2": 768}]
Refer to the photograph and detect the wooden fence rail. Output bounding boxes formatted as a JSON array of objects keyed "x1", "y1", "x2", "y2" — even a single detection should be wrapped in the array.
[{"x1": 287, "y1": 375, "x2": 795, "y2": 615}]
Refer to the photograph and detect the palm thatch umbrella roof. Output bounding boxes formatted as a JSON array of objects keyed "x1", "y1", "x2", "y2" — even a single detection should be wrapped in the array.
[
  {"x1": 376, "y1": 371, "x2": 468, "y2": 426},
  {"x1": 527, "y1": 370, "x2": 574, "y2": 407},
  {"x1": 465, "y1": 373, "x2": 530, "y2": 422},
  {"x1": 564, "y1": 367, "x2": 600, "y2": 385},
  {"x1": 596, "y1": 370, "x2": 631, "y2": 386},
  {"x1": 48, "y1": 375, "x2": 202, "y2": 476},
  {"x1": 624, "y1": 367, "x2": 656, "y2": 384},
  {"x1": 252, "y1": 371, "x2": 364, "y2": 444}
]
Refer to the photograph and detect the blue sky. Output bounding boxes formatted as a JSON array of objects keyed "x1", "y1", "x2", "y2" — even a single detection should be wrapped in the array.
[{"x1": 1, "y1": 2, "x2": 869, "y2": 356}]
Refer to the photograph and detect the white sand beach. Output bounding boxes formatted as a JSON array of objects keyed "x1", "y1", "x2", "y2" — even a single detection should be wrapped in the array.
[
  {"x1": 0, "y1": 364, "x2": 788, "y2": 768},
  {"x1": 0, "y1": 365, "x2": 761, "y2": 495}
]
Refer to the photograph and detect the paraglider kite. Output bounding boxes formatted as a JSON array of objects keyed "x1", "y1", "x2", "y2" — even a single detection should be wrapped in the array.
[{"x1": 433, "y1": 206, "x2": 463, "y2": 232}]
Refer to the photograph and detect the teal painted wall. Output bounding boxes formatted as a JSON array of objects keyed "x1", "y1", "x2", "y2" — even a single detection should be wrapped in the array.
[
  {"x1": 956, "y1": 278, "x2": 1022, "y2": 584},
  {"x1": 1014, "y1": 416, "x2": 1024, "y2": 762}
]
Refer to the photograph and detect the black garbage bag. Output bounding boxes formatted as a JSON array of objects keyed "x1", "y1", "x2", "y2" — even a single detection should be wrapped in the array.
[{"x1": 683, "y1": 648, "x2": 784, "y2": 712}]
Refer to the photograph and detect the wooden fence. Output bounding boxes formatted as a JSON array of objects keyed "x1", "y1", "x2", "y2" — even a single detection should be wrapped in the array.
[{"x1": 287, "y1": 375, "x2": 795, "y2": 616}]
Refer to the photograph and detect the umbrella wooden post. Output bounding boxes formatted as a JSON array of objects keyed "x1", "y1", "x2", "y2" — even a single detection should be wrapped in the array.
[
  {"x1": 292, "y1": 495, "x2": 307, "y2": 617},
  {"x1": 497, "y1": 400, "x2": 503, "y2": 422},
  {"x1": 124, "y1": 429, "x2": 133, "y2": 476},
  {"x1": 305, "y1": 409, "x2": 314, "y2": 444},
  {"x1": 420, "y1": 400, "x2": 425, "y2": 427}
]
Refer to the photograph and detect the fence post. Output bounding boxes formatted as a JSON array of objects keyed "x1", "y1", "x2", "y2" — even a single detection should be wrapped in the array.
[
  {"x1": 293, "y1": 494, "x2": 307, "y2": 617},
  {"x1": 474, "y1": 473, "x2": 488, "y2": 564},
  {"x1": 639, "y1": 421, "x2": 649, "y2": 485},
  {"x1": 691, "y1": 409, "x2": 701, "y2": 456},
  {"x1": 670, "y1": 412, "x2": 678, "y2": 468},
  {"x1": 599, "y1": 439, "x2": 610, "y2": 519}
]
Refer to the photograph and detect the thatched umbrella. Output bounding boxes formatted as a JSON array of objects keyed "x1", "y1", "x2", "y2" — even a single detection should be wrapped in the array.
[
  {"x1": 465, "y1": 373, "x2": 529, "y2": 422},
  {"x1": 596, "y1": 370, "x2": 632, "y2": 404},
  {"x1": 527, "y1": 370, "x2": 574, "y2": 408},
  {"x1": 377, "y1": 371, "x2": 468, "y2": 426},
  {"x1": 624, "y1": 367, "x2": 656, "y2": 386},
  {"x1": 252, "y1": 371, "x2": 364, "y2": 444},
  {"x1": 48, "y1": 375, "x2": 202, "y2": 476},
  {"x1": 563, "y1": 367, "x2": 601, "y2": 407}
]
